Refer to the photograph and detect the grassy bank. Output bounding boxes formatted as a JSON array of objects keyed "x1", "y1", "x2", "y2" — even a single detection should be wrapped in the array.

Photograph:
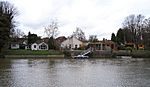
[
  {"x1": 5, "y1": 50, "x2": 63, "y2": 55},
  {"x1": 4, "y1": 49, "x2": 150, "y2": 58},
  {"x1": 113, "y1": 50, "x2": 150, "y2": 58},
  {"x1": 4, "y1": 55, "x2": 64, "y2": 58},
  {"x1": 131, "y1": 50, "x2": 150, "y2": 58},
  {"x1": 2, "y1": 50, "x2": 64, "y2": 58}
]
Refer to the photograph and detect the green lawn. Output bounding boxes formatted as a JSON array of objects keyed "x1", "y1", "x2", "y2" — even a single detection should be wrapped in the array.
[{"x1": 5, "y1": 50, "x2": 63, "y2": 55}]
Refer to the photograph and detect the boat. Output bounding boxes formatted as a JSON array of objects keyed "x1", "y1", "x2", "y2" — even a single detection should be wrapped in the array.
[
  {"x1": 73, "y1": 48, "x2": 92, "y2": 59},
  {"x1": 73, "y1": 55, "x2": 89, "y2": 59}
]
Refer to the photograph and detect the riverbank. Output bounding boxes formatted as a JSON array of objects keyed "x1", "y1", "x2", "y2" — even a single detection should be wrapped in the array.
[
  {"x1": 68, "y1": 50, "x2": 150, "y2": 58},
  {"x1": 2, "y1": 50, "x2": 64, "y2": 58},
  {"x1": 4, "y1": 55, "x2": 64, "y2": 58},
  {"x1": 55, "y1": 50, "x2": 150, "y2": 58},
  {"x1": 2, "y1": 49, "x2": 150, "y2": 59},
  {"x1": 66, "y1": 50, "x2": 113, "y2": 58},
  {"x1": 5, "y1": 50, "x2": 63, "y2": 55},
  {"x1": 113, "y1": 50, "x2": 150, "y2": 58}
]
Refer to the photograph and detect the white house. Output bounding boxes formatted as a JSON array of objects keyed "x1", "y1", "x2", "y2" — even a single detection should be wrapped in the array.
[
  {"x1": 31, "y1": 42, "x2": 48, "y2": 50},
  {"x1": 10, "y1": 39, "x2": 28, "y2": 50},
  {"x1": 31, "y1": 43, "x2": 38, "y2": 50},
  {"x1": 11, "y1": 42, "x2": 20, "y2": 49},
  {"x1": 61, "y1": 37, "x2": 83, "y2": 49},
  {"x1": 38, "y1": 42, "x2": 48, "y2": 50}
]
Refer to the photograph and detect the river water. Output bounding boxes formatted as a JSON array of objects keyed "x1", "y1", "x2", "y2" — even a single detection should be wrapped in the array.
[{"x1": 0, "y1": 58, "x2": 150, "y2": 87}]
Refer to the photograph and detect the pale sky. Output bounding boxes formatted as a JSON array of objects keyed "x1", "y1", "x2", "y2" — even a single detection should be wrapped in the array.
[{"x1": 4, "y1": 0, "x2": 150, "y2": 39}]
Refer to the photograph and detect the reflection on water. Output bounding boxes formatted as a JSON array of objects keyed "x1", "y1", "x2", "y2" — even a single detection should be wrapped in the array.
[{"x1": 0, "y1": 58, "x2": 150, "y2": 87}]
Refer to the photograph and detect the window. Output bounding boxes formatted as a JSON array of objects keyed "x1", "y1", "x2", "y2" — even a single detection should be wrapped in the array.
[
  {"x1": 69, "y1": 44, "x2": 71, "y2": 49},
  {"x1": 12, "y1": 44, "x2": 16, "y2": 47},
  {"x1": 140, "y1": 45, "x2": 142, "y2": 47},
  {"x1": 75, "y1": 44, "x2": 78, "y2": 49},
  {"x1": 34, "y1": 45, "x2": 36, "y2": 48},
  {"x1": 40, "y1": 44, "x2": 47, "y2": 49},
  {"x1": 96, "y1": 44, "x2": 100, "y2": 50},
  {"x1": 111, "y1": 44, "x2": 114, "y2": 49},
  {"x1": 102, "y1": 44, "x2": 105, "y2": 50}
]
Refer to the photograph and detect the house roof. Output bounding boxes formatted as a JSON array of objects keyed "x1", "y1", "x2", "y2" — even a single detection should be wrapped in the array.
[
  {"x1": 42, "y1": 37, "x2": 49, "y2": 43},
  {"x1": 61, "y1": 36, "x2": 83, "y2": 44},
  {"x1": 31, "y1": 41, "x2": 48, "y2": 46},
  {"x1": 55, "y1": 36, "x2": 67, "y2": 43},
  {"x1": 102, "y1": 40, "x2": 115, "y2": 44},
  {"x1": 89, "y1": 40, "x2": 115, "y2": 44},
  {"x1": 38, "y1": 42, "x2": 48, "y2": 46},
  {"x1": 11, "y1": 38, "x2": 27, "y2": 44},
  {"x1": 35, "y1": 39, "x2": 48, "y2": 44}
]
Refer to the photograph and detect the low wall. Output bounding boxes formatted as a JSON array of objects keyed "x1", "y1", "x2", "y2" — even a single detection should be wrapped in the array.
[
  {"x1": 92, "y1": 50, "x2": 112, "y2": 58},
  {"x1": 70, "y1": 50, "x2": 112, "y2": 58}
]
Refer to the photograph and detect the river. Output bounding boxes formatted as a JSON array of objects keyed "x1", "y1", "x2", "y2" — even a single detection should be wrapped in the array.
[{"x1": 0, "y1": 58, "x2": 150, "y2": 87}]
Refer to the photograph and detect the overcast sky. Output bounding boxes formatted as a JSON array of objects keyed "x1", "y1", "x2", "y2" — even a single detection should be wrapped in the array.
[{"x1": 4, "y1": 0, "x2": 150, "y2": 39}]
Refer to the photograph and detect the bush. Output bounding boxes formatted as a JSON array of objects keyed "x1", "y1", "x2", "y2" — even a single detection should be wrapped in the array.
[
  {"x1": 114, "y1": 50, "x2": 131, "y2": 56},
  {"x1": 125, "y1": 47, "x2": 133, "y2": 50},
  {"x1": 118, "y1": 45, "x2": 126, "y2": 50},
  {"x1": 63, "y1": 50, "x2": 71, "y2": 57}
]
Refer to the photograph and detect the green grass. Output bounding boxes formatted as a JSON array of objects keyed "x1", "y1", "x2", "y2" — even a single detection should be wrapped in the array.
[{"x1": 5, "y1": 50, "x2": 63, "y2": 55}]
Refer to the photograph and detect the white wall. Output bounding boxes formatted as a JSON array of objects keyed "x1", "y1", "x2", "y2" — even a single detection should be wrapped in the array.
[
  {"x1": 31, "y1": 43, "x2": 38, "y2": 50},
  {"x1": 31, "y1": 42, "x2": 49, "y2": 50},
  {"x1": 61, "y1": 37, "x2": 83, "y2": 49}
]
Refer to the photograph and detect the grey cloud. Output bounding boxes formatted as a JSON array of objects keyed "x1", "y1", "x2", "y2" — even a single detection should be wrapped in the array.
[{"x1": 6, "y1": 0, "x2": 150, "y2": 39}]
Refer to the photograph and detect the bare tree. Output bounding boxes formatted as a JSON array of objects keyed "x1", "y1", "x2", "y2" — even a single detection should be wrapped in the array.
[
  {"x1": 122, "y1": 14, "x2": 145, "y2": 44},
  {"x1": 143, "y1": 17, "x2": 150, "y2": 32},
  {"x1": 13, "y1": 29, "x2": 25, "y2": 38},
  {"x1": 135, "y1": 14, "x2": 145, "y2": 39},
  {"x1": 89, "y1": 35, "x2": 98, "y2": 42},
  {"x1": 72, "y1": 27, "x2": 86, "y2": 41},
  {"x1": 122, "y1": 14, "x2": 136, "y2": 43},
  {"x1": 44, "y1": 20, "x2": 59, "y2": 38},
  {"x1": 143, "y1": 17, "x2": 150, "y2": 49}
]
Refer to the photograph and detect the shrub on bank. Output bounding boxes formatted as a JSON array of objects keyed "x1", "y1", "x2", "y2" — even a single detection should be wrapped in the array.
[{"x1": 63, "y1": 50, "x2": 71, "y2": 57}]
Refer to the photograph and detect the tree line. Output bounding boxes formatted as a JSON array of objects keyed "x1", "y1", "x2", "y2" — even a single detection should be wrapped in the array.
[
  {"x1": 111, "y1": 14, "x2": 150, "y2": 50},
  {"x1": 0, "y1": 1, "x2": 17, "y2": 56}
]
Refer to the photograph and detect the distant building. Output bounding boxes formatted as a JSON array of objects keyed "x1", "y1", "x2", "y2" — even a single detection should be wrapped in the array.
[
  {"x1": 61, "y1": 37, "x2": 83, "y2": 50},
  {"x1": 10, "y1": 38, "x2": 28, "y2": 49},
  {"x1": 10, "y1": 42, "x2": 20, "y2": 49},
  {"x1": 125, "y1": 43, "x2": 136, "y2": 48}
]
